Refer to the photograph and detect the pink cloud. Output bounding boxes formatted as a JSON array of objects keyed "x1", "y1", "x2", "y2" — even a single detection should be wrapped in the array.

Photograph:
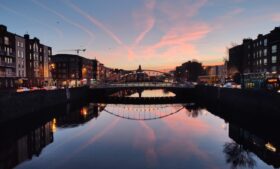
[{"x1": 271, "y1": 13, "x2": 280, "y2": 22}]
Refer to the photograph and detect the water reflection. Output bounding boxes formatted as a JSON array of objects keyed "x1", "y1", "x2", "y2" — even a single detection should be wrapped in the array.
[
  {"x1": 0, "y1": 122, "x2": 54, "y2": 169},
  {"x1": 56, "y1": 103, "x2": 105, "y2": 128},
  {"x1": 1, "y1": 89, "x2": 280, "y2": 169},
  {"x1": 103, "y1": 104, "x2": 189, "y2": 120},
  {"x1": 224, "y1": 142, "x2": 256, "y2": 169},
  {"x1": 226, "y1": 123, "x2": 280, "y2": 169}
]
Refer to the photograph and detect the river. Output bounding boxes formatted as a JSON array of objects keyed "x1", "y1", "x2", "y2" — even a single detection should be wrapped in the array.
[{"x1": 0, "y1": 89, "x2": 278, "y2": 169}]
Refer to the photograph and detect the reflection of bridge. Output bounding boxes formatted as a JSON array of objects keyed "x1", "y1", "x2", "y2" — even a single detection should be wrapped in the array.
[
  {"x1": 95, "y1": 96, "x2": 190, "y2": 104},
  {"x1": 103, "y1": 103, "x2": 195, "y2": 121}
]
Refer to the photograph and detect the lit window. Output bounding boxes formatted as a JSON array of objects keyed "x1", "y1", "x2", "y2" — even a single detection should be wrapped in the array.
[
  {"x1": 272, "y1": 45, "x2": 277, "y2": 53},
  {"x1": 272, "y1": 56, "x2": 277, "y2": 63}
]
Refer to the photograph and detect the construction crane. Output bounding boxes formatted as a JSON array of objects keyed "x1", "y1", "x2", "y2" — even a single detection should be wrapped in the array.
[{"x1": 57, "y1": 49, "x2": 86, "y2": 55}]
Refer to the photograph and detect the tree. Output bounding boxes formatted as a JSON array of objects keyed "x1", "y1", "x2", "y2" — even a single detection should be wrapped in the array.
[{"x1": 175, "y1": 61, "x2": 204, "y2": 82}]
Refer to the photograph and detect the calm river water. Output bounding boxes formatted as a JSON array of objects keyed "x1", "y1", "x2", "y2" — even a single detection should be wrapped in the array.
[{"x1": 0, "y1": 89, "x2": 278, "y2": 169}]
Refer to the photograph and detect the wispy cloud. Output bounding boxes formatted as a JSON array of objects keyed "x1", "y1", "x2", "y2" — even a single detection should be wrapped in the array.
[
  {"x1": 31, "y1": 0, "x2": 95, "y2": 45},
  {"x1": 133, "y1": 0, "x2": 156, "y2": 45},
  {"x1": 65, "y1": 0, "x2": 123, "y2": 45},
  {"x1": 0, "y1": 3, "x2": 64, "y2": 39}
]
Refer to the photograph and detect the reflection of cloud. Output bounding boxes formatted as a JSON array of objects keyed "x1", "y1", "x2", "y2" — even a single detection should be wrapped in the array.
[
  {"x1": 133, "y1": 121, "x2": 158, "y2": 168},
  {"x1": 158, "y1": 109, "x2": 221, "y2": 168},
  {"x1": 61, "y1": 118, "x2": 120, "y2": 163}
]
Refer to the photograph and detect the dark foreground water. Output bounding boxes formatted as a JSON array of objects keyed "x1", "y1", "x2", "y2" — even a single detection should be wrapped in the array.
[{"x1": 0, "y1": 90, "x2": 278, "y2": 169}]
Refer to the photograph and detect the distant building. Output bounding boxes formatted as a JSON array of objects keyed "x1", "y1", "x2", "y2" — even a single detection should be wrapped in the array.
[
  {"x1": 92, "y1": 59, "x2": 107, "y2": 82},
  {"x1": 229, "y1": 27, "x2": 280, "y2": 89},
  {"x1": 51, "y1": 54, "x2": 93, "y2": 87},
  {"x1": 198, "y1": 65, "x2": 227, "y2": 84}
]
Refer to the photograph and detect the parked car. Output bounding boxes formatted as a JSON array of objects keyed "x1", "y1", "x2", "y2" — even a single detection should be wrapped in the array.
[
  {"x1": 30, "y1": 87, "x2": 40, "y2": 91},
  {"x1": 16, "y1": 87, "x2": 30, "y2": 93}
]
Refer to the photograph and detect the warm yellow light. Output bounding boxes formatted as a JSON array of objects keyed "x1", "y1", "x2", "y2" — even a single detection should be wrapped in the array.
[
  {"x1": 51, "y1": 118, "x2": 57, "y2": 133},
  {"x1": 265, "y1": 142, "x2": 277, "y2": 152},
  {"x1": 81, "y1": 107, "x2": 88, "y2": 117},
  {"x1": 50, "y1": 63, "x2": 55, "y2": 69}
]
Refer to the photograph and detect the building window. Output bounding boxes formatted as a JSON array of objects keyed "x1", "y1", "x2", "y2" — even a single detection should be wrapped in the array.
[
  {"x1": 260, "y1": 40, "x2": 262, "y2": 46},
  {"x1": 271, "y1": 66, "x2": 277, "y2": 72},
  {"x1": 272, "y1": 45, "x2": 277, "y2": 53},
  {"x1": 259, "y1": 50, "x2": 262, "y2": 57},
  {"x1": 264, "y1": 39, "x2": 267, "y2": 46},
  {"x1": 272, "y1": 56, "x2": 277, "y2": 63},
  {"x1": 264, "y1": 58, "x2": 267, "y2": 65},
  {"x1": 263, "y1": 49, "x2": 267, "y2": 56},
  {"x1": 4, "y1": 37, "x2": 9, "y2": 45}
]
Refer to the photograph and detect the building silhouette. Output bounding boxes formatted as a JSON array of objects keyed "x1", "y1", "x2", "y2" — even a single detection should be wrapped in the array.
[{"x1": 229, "y1": 26, "x2": 280, "y2": 89}]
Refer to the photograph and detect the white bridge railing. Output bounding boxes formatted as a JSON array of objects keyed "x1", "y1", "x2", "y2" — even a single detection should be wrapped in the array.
[{"x1": 91, "y1": 82, "x2": 195, "y2": 88}]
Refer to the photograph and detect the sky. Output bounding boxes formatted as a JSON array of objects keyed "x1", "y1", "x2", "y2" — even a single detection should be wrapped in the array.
[{"x1": 0, "y1": 0, "x2": 280, "y2": 70}]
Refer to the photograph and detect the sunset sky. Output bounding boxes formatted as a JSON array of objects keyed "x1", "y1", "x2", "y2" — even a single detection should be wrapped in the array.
[{"x1": 1, "y1": 0, "x2": 280, "y2": 70}]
